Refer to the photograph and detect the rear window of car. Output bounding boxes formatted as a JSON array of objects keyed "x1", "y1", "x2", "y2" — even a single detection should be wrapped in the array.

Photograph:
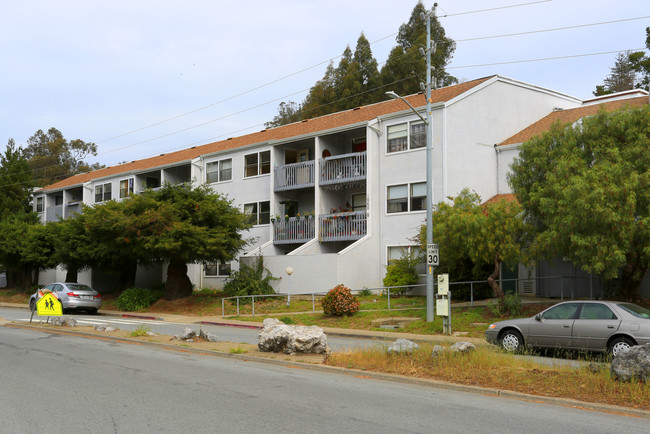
[
  {"x1": 616, "y1": 303, "x2": 650, "y2": 319},
  {"x1": 66, "y1": 284, "x2": 94, "y2": 292}
]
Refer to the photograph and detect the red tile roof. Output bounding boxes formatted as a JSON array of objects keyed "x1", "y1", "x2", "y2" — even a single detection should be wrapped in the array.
[
  {"x1": 499, "y1": 96, "x2": 648, "y2": 147},
  {"x1": 483, "y1": 193, "x2": 517, "y2": 205},
  {"x1": 40, "y1": 76, "x2": 494, "y2": 192}
]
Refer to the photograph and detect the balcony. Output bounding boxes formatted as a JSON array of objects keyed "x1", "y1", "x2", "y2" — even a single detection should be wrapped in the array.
[
  {"x1": 319, "y1": 152, "x2": 366, "y2": 188},
  {"x1": 272, "y1": 217, "x2": 315, "y2": 244},
  {"x1": 65, "y1": 202, "x2": 82, "y2": 218},
  {"x1": 319, "y1": 211, "x2": 367, "y2": 242},
  {"x1": 46, "y1": 205, "x2": 63, "y2": 222},
  {"x1": 274, "y1": 161, "x2": 315, "y2": 192}
]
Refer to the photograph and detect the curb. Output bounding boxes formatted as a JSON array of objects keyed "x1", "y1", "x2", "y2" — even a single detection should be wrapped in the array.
[
  {"x1": 5, "y1": 321, "x2": 649, "y2": 420},
  {"x1": 197, "y1": 320, "x2": 262, "y2": 330}
]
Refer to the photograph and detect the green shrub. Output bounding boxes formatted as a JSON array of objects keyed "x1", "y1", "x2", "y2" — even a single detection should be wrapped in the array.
[
  {"x1": 487, "y1": 292, "x2": 522, "y2": 317},
  {"x1": 359, "y1": 289, "x2": 372, "y2": 297},
  {"x1": 116, "y1": 287, "x2": 163, "y2": 311},
  {"x1": 223, "y1": 256, "x2": 279, "y2": 297},
  {"x1": 383, "y1": 251, "x2": 420, "y2": 295},
  {"x1": 321, "y1": 284, "x2": 360, "y2": 316}
]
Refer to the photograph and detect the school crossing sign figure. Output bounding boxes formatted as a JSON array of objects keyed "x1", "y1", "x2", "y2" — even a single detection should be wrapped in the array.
[{"x1": 36, "y1": 292, "x2": 63, "y2": 316}]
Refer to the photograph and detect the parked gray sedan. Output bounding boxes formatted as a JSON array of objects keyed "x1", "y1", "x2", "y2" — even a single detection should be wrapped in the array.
[
  {"x1": 485, "y1": 301, "x2": 650, "y2": 356},
  {"x1": 29, "y1": 282, "x2": 102, "y2": 314}
]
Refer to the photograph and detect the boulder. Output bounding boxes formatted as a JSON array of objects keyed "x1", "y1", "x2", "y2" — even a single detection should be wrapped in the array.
[
  {"x1": 431, "y1": 345, "x2": 446, "y2": 357},
  {"x1": 611, "y1": 343, "x2": 650, "y2": 382},
  {"x1": 94, "y1": 325, "x2": 106, "y2": 332},
  {"x1": 50, "y1": 316, "x2": 77, "y2": 327},
  {"x1": 179, "y1": 327, "x2": 197, "y2": 340},
  {"x1": 199, "y1": 328, "x2": 218, "y2": 342},
  {"x1": 450, "y1": 342, "x2": 476, "y2": 353},
  {"x1": 258, "y1": 318, "x2": 330, "y2": 354},
  {"x1": 387, "y1": 338, "x2": 419, "y2": 355}
]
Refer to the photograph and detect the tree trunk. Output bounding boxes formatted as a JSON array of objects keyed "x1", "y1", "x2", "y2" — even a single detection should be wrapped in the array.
[
  {"x1": 32, "y1": 267, "x2": 40, "y2": 287},
  {"x1": 65, "y1": 267, "x2": 78, "y2": 283},
  {"x1": 487, "y1": 253, "x2": 505, "y2": 300},
  {"x1": 165, "y1": 258, "x2": 193, "y2": 300}
]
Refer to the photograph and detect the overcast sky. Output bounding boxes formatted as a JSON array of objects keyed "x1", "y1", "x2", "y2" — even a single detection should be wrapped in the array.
[{"x1": 1, "y1": 0, "x2": 648, "y2": 168}]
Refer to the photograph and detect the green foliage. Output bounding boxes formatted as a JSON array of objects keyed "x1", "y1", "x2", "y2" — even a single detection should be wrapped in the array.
[
  {"x1": 509, "y1": 105, "x2": 650, "y2": 299},
  {"x1": 628, "y1": 27, "x2": 650, "y2": 91},
  {"x1": 487, "y1": 293, "x2": 522, "y2": 317},
  {"x1": 116, "y1": 287, "x2": 163, "y2": 311},
  {"x1": 0, "y1": 139, "x2": 34, "y2": 219},
  {"x1": 321, "y1": 284, "x2": 360, "y2": 316},
  {"x1": 358, "y1": 289, "x2": 372, "y2": 297},
  {"x1": 130, "y1": 325, "x2": 152, "y2": 337},
  {"x1": 22, "y1": 127, "x2": 103, "y2": 187},
  {"x1": 593, "y1": 51, "x2": 637, "y2": 96},
  {"x1": 223, "y1": 256, "x2": 279, "y2": 297},
  {"x1": 383, "y1": 250, "x2": 421, "y2": 295},
  {"x1": 279, "y1": 315, "x2": 295, "y2": 324},
  {"x1": 421, "y1": 189, "x2": 527, "y2": 298}
]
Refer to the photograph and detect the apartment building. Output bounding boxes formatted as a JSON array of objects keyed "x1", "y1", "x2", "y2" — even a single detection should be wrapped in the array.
[{"x1": 35, "y1": 75, "x2": 608, "y2": 295}]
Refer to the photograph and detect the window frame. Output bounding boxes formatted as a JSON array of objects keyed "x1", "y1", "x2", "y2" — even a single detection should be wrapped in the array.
[
  {"x1": 95, "y1": 182, "x2": 112, "y2": 203},
  {"x1": 36, "y1": 197, "x2": 44, "y2": 213},
  {"x1": 204, "y1": 260, "x2": 232, "y2": 277},
  {"x1": 206, "y1": 158, "x2": 232, "y2": 184},
  {"x1": 386, "y1": 181, "x2": 426, "y2": 214},
  {"x1": 119, "y1": 178, "x2": 134, "y2": 198},
  {"x1": 387, "y1": 245, "x2": 425, "y2": 275},
  {"x1": 387, "y1": 120, "x2": 427, "y2": 153},
  {"x1": 243, "y1": 200, "x2": 270, "y2": 226},
  {"x1": 244, "y1": 151, "x2": 271, "y2": 178}
]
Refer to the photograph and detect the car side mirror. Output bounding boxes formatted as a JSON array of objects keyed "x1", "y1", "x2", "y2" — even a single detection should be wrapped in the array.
[{"x1": 535, "y1": 313, "x2": 543, "y2": 321}]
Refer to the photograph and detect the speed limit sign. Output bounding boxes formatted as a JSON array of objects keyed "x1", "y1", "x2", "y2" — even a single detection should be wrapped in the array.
[{"x1": 427, "y1": 243, "x2": 439, "y2": 266}]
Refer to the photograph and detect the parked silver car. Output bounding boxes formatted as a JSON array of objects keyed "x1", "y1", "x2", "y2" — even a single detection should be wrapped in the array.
[
  {"x1": 29, "y1": 282, "x2": 102, "y2": 314},
  {"x1": 485, "y1": 301, "x2": 650, "y2": 356}
]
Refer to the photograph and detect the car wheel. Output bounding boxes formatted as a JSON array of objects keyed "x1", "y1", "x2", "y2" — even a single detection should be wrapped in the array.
[
  {"x1": 88, "y1": 308, "x2": 98, "y2": 315},
  {"x1": 499, "y1": 330, "x2": 524, "y2": 352},
  {"x1": 608, "y1": 336, "x2": 635, "y2": 357},
  {"x1": 29, "y1": 299, "x2": 35, "y2": 311}
]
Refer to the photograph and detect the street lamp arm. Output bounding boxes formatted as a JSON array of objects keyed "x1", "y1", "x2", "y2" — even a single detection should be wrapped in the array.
[{"x1": 385, "y1": 91, "x2": 429, "y2": 126}]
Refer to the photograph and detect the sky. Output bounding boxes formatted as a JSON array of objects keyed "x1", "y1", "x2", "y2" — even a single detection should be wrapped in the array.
[{"x1": 1, "y1": 0, "x2": 648, "y2": 168}]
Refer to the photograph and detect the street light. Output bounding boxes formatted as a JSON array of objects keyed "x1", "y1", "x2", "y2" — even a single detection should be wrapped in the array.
[{"x1": 384, "y1": 4, "x2": 437, "y2": 323}]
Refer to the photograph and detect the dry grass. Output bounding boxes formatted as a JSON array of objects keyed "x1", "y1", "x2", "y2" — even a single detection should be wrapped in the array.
[{"x1": 326, "y1": 344, "x2": 650, "y2": 410}]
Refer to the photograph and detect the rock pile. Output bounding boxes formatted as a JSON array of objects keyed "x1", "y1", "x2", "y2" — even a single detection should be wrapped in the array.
[{"x1": 258, "y1": 318, "x2": 330, "y2": 355}]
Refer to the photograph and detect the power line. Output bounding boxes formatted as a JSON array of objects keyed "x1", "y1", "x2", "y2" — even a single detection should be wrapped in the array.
[{"x1": 437, "y1": 0, "x2": 552, "y2": 18}]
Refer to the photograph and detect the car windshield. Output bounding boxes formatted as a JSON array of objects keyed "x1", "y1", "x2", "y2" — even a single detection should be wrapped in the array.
[
  {"x1": 616, "y1": 303, "x2": 650, "y2": 319},
  {"x1": 66, "y1": 284, "x2": 94, "y2": 292}
]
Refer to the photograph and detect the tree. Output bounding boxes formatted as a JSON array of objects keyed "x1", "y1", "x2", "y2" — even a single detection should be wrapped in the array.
[
  {"x1": 118, "y1": 184, "x2": 251, "y2": 300},
  {"x1": 593, "y1": 51, "x2": 637, "y2": 96},
  {"x1": 23, "y1": 127, "x2": 103, "y2": 186},
  {"x1": 50, "y1": 216, "x2": 94, "y2": 283},
  {"x1": 0, "y1": 213, "x2": 56, "y2": 290},
  {"x1": 420, "y1": 189, "x2": 526, "y2": 299},
  {"x1": 508, "y1": 105, "x2": 650, "y2": 300},
  {"x1": 265, "y1": 101, "x2": 303, "y2": 128},
  {"x1": 380, "y1": 1, "x2": 457, "y2": 96},
  {"x1": 628, "y1": 27, "x2": 650, "y2": 91},
  {"x1": 0, "y1": 139, "x2": 35, "y2": 220}
]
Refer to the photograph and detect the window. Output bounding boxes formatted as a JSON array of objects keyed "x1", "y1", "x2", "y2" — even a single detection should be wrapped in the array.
[
  {"x1": 244, "y1": 151, "x2": 270, "y2": 177},
  {"x1": 387, "y1": 182, "x2": 426, "y2": 213},
  {"x1": 387, "y1": 121, "x2": 426, "y2": 153},
  {"x1": 36, "y1": 197, "x2": 44, "y2": 213},
  {"x1": 119, "y1": 179, "x2": 133, "y2": 198},
  {"x1": 206, "y1": 159, "x2": 232, "y2": 183},
  {"x1": 244, "y1": 201, "x2": 270, "y2": 225},
  {"x1": 387, "y1": 245, "x2": 425, "y2": 274},
  {"x1": 579, "y1": 304, "x2": 617, "y2": 320},
  {"x1": 541, "y1": 303, "x2": 581, "y2": 320},
  {"x1": 205, "y1": 260, "x2": 231, "y2": 276},
  {"x1": 95, "y1": 183, "x2": 112, "y2": 203}
]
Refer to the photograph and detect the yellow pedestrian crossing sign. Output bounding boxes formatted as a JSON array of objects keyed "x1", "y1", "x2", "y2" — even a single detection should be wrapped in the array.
[{"x1": 37, "y1": 293, "x2": 63, "y2": 316}]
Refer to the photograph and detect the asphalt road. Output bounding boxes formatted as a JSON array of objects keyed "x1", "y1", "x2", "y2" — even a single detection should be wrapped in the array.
[
  {"x1": 0, "y1": 307, "x2": 383, "y2": 351},
  {"x1": 1, "y1": 325, "x2": 646, "y2": 433}
]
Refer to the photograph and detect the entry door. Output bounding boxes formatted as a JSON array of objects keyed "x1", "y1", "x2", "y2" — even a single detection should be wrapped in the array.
[{"x1": 572, "y1": 303, "x2": 621, "y2": 350}]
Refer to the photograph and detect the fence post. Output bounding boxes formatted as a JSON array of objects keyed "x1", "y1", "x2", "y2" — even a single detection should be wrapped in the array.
[
  {"x1": 252, "y1": 295, "x2": 255, "y2": 316},
  {"x1": 470, "y1": 282, "x2": 474, "y2": 307},
  {"x1": 222, "y1": 298, "x2": 224, "y2": 316},
  {"x1": 312, "y1": 293, "x2": 315, "y2": 312},
  {"x1": 237, "y1": 297, "x2": 240, "y2": 316},
  {"x1": 387, "y1": 288, "x2": 391, "y2": 310}
]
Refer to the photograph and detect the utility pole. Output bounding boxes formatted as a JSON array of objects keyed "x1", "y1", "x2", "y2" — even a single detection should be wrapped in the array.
[{"x1": 424, "y1": 3, "x2": 436, "y2": 322}]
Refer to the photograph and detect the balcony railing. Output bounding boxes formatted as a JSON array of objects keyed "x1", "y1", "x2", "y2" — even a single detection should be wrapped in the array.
[
  {"x1": 319, "y1": 211, "x2": 367, "y2": 242},
  {"x1": 274, "y1": 160, "x2": 315, "y2": 191},
  {"x1": 320, "y1": 152, "x2": 366, "y2": 186},
  {"x1": 46, "y1": 205, "x2": 64, "y2": 222},
  {"x1": 273, "y1": 217, "x2": 315, "y2": 244}
]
